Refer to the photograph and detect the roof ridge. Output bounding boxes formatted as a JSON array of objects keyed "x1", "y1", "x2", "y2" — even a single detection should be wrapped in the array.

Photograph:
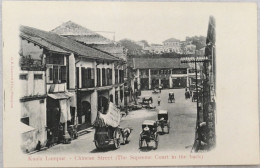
[
  {"x1": 51, "y1": 21, "x2": 117, "y2": 45},
  {"x1": 51, "y1": 21, "x2": 98, "y2": 35},
  {"x1": 20, "y1": 25, "x2": 119, "y2": 61}
]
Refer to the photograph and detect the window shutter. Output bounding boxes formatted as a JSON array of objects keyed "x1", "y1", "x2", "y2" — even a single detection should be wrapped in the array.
[
  {"x1": 76, "y1": 67, "x2": 79, "y2": 88},
  {"x1": 88, "y1": 68, "x2": 91, "y2": 79},
  {"x1": 91, "y1": 68, "x2": 94, "y2": 79},
  {"x1": 81, "y1": 67, "x2": 85, "y2": 87},
  {"x1": 61, "y1": 66, "x2": 66, "y2": 82},
  {"x1": 49, "y1": 67, "x2": 53, "y2": 81}
]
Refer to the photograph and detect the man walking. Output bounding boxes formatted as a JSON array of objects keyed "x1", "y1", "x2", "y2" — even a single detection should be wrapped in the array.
[{"x1": 158, "y1": 96, "x2": 161, "y2": 106}]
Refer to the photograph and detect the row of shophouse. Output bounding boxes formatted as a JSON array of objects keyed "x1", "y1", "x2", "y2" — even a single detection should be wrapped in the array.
[
  {"x1": 129, "y1": 55, "x2": 198, "y2": 91},
  {"x1": 19, "y1": 22, "x2": 128, "y2": 152},
  {"x1": 143, "y1": 38, "x2": 196, "y2": 55}
]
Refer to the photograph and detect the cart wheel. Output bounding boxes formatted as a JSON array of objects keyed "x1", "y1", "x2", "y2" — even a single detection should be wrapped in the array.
[
  {"x1": 166, "y1": 121, "x2": 170, "y2": 134},
  {"x1": 154, "y1": 134, "x2": 159, "y2": 150},
  {"x1": 113, "y1": 128, "x2": 121, "y2": 149},
  {"x1": 122, "y1": 137, "x2": 126, "y2": 145},
  {"x1": 114, "y1": 139, "x2": 120, "y2": 149},
  {"x1": 95, "y1": 141, "x2": 101, "y2": 150},
  {"x1": 139, "y1": 136, "x2": 143, "y2": 149}
]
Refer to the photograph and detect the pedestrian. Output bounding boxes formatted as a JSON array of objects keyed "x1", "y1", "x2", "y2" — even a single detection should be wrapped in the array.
[
  {"x1": 158, "y1": 96, "x2": 161, "y2": 106},
  {"x1": 35, "y1": 141, "x2": 41, "y2": 151},
  {"x1": 158, "y1": 84, "x2": 162, "y2": 93}
]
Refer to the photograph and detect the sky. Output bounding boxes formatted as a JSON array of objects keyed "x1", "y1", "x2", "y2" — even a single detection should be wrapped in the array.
[{"x1": 13, "y1": 2, "x2": 210, "y2": 44}]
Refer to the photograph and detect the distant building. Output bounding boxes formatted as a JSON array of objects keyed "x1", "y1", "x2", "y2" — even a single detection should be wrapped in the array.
[
  {"x1": 132, "y1": 56, "x2": 191, "y2": 90},
  {"x1": 144, "y1": 37, "x2": 196, "y2": 54}
]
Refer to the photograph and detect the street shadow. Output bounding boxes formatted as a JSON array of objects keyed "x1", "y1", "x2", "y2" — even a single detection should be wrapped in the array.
[
  {"x1": 158, "y1": 132, "x2": 166, "y2": 135},
  {"x1": 90, "y1": 145, "x2": 118, "y2": 153},
  {"x1": 139, "y1": 146, "x2": 154, "y2": 152}
]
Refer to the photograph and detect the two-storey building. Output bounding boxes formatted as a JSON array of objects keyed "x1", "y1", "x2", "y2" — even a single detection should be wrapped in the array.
[
  {"x1": 20, "y1": 25, "x2": 126, "y2": 141},
  {"x1": 132, "y1": 56, "x2": 190, "y2": 90}
]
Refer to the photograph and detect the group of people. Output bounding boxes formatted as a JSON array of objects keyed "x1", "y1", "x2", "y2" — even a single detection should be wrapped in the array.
[{"x1": 185, "y1": 87, "x2": 191, "y2": 99}]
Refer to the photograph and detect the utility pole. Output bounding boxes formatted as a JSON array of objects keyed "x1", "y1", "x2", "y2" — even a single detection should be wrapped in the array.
[
  {"x1": 194, "y1": 52, "x2": 199, "y2": 128},
  {"x1": 181, "y1": 52, "x2": 209, "y2": 128}
]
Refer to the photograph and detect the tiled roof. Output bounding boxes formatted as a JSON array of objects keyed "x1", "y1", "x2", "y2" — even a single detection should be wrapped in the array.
[
  {"x1": 51, "y1": 21, "x2": 97, "y2": 36},
  {"x1": 20, "y1": 26, "x2": 119, "y2": 61},
  {"x1": 133, "y1": 57, "x2": 189, "y2": 69},
  {"x1": 20, "y1": 32, "x2": 70, "y2": 54},
  {"x1": 51, "y1": 21, "x2": 126, "y2": 61},
  {"x1": 51, "y1": 21, "x2": 114, "y2": 45},
  {"x1": 67, "y1": 35, "x2": 113, "y2": 45},
  {"x1": 94, "y1": 45, "x2": 126, "y2": 61}
]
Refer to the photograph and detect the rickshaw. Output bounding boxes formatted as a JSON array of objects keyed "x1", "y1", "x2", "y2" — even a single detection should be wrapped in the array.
[
  {"x1": 94, "y1": 126, "x2": 122, "y2": 149},
  {"x1": 168, "y1": 92, "x2": 175, "y2": 103},
  {"x1": 192, "y1": 91, "x2": 200, "y2": 102},
  {"x1": 152, "y1": 87, "x2": 160, "y2": 94},
  {"x1": 157, "y1": 110, "x2": 170, "y2": 134},
  {"x1": 93, "y1": 103, "x2": 123, "y2": 149},
  {"x1": 139, "y1": 120, "x2": 159, "y2": 149},
  {"x1": 141, "y1": 96, "x2": 156, "y2": 109}
]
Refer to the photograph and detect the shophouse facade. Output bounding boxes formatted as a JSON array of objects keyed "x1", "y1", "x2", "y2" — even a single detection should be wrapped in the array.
[
  {"x1": 51, "y1": 21, "x2": 128, "y2": 114},
  {"x1": 20, "y1": 25, "x2": 125, "y2": 152}
]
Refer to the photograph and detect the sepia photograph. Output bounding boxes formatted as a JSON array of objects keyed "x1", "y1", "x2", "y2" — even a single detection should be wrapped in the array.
[{"x1": 2, "y1": 1, "x2": 259, "y2": 167}]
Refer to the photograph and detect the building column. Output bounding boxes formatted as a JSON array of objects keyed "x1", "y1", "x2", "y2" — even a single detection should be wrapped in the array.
[
  {"x1": 79, "y1": 67, "x2": 82, "y2": 88},
  {"x1": 91, "y1": 90, "x2": 98, "y2": 124},
  {"x1": 94, "y1": 61, "x2": 97, "y2": 87},
  {"x1": 137, "y1": 69, "x2": 140, "y2": 90},
  {"x1": 100, "y1": 67, "x2": 103, "y2": 87},
  {"x1": 159, "y1": 78, "x2": 161, "y2": 86},
  {"x1": 69, "y1": 53, "x2": 75, "y2": 89},
  {"x1": 148, "y1": 69, "x2": 151, "y2": 90},
  {"x1": 187, "y1": 68, "x2": 189, "y2": 87},
  {"x1": 118, "y1": 67, "x2": 120, "y2": 84},
  {"x1": 112, "y1": 63, "x2": 115, "y2": 85},
  {"x1": 169, "y1": 76, "x2": 172, "y2": 88},
  {"x1": 110, "y1": 87, "x2": 116, "y2": 103}
]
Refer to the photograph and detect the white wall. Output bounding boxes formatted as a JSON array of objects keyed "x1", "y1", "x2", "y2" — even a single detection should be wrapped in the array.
[
  {"x1": 21, "y1": 99, "x2": 47, "y2": 149},
  {"x1": 20, "y1": 71, "x2": 46, "y2": 97}
]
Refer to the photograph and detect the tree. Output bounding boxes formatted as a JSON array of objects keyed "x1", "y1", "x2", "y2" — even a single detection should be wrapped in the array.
[
  {"x1": 139, "y1": 40, "x2": 150, "y2": 47},
  {"x1": 185, "y1": 36, "x2": 206, "y2": 49},
  {"x1": 118, "y1": 39, "x2": 144, "y2": 55}
]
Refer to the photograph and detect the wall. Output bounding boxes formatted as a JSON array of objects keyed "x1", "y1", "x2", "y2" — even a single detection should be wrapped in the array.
[
  {"x1": 20, "y1": 71, "x2": 46, "y2": 97},
  {"x1": 21, "y1": 99, "x2": 47, "y2": 151}
]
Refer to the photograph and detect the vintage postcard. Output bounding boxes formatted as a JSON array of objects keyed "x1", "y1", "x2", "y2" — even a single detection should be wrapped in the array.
[{"x1": 2, "y1": 1, "x2": 259, "y2": 167}]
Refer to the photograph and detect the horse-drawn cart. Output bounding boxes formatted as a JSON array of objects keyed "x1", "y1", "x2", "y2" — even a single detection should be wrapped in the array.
[{"x1": 93, "y1": 103, "x2": 122, "y2": 149}]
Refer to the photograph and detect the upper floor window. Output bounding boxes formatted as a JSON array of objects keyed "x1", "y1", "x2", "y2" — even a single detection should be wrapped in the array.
[
  {"x1": 47, "y1": 65, "x2": 66, "y2": 84},
  {"x1": 20, "y1": 74, "x2": 28, "y2": 80},
  {"x1": 81, "y1": 67, "x2": 94, "y2": 88},
  {"x1": 173, "y1": 69, "x2": 187, "y2": 74},
  {"x1": 115, "y1": 69, "x2": 118, "y2": 84},
  {"x1": 34, "y1": 74, "x2": 43, "y2": 80}
]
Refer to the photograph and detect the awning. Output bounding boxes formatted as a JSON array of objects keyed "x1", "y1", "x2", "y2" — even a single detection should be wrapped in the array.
[
  {"x1": 48, "y1": 92, "x2": 73, "y2": 100},
  {"x1": 93, "y1": 103, "x2": 121, "y2": 128}
]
